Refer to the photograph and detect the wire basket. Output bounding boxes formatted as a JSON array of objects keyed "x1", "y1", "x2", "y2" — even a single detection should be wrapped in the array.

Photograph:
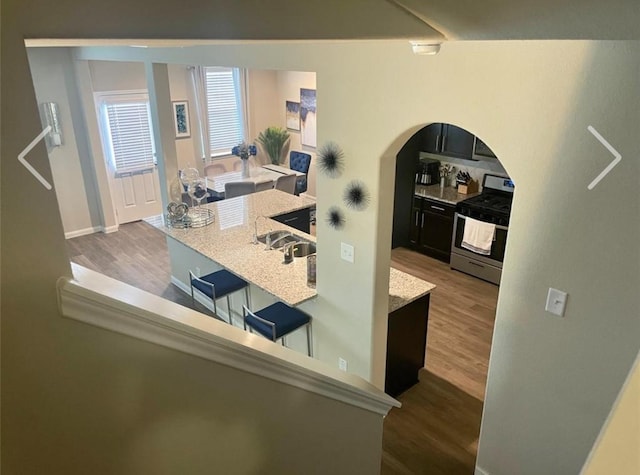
[{"x1": 166, "y1": 207, "x2": 215, "y2": 228}]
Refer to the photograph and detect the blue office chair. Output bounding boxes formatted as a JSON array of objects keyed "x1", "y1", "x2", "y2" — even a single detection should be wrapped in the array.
[
  {"x1": 190, "y1": 269, "x2": 249, "y2": 325},
  {"x1": 243, "y1": 302, "x2": 312, "y2": 356},
  {"x1": 289, "y1": 151, "x2": 311, "y2": 195}
]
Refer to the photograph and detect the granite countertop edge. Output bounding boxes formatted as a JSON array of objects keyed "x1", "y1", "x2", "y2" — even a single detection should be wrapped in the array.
[
  {"x1": 148, "y1": 190, "x2": 436, "y2": 312},
  {"x1": 414, "y1": 184, "x2": 481, "y2": 205}
]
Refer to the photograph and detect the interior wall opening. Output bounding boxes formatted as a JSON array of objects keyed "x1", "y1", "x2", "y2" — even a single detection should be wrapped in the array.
[{"x1": 384, "y1": 120, "x2": 515, "y2": 472}]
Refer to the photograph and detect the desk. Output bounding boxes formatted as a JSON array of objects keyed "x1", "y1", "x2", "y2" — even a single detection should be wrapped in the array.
[{"x1": 206, "y1": 166, "x2": 300, "y2": 198}]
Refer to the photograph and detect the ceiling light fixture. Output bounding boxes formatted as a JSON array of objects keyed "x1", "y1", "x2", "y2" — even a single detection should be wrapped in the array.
[{"x1": 410, "y1": 42, "x2": 441, "y2": 56}]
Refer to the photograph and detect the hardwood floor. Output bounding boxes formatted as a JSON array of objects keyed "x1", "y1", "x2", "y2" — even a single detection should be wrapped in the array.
[
  {"x1": 382, "y1": 248, "x2": 498, "y2": 474},
  {"x1": 66, "y1": 224, "x2": 498, "y2": 475}
]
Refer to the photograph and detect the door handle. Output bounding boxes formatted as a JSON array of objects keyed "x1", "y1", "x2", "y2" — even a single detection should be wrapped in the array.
[
  {"x1": 415, "y1": 211, "x2": 419, "y2": 226},
  {"x1": 442, "y1": 135, "x2": 447, "y2": 150},
  {"x1": 284, "y1": 217, "x2": 298, "y2": 223},
  {"x1": 435, "y1": 135, "x2": 440, "y2": 150},
  {"x1": 421, "y1": 213, "x2": 425, "y2": 228},
  {"x1": 430, "y1": 205, "x2": 445, "y2": 212}
]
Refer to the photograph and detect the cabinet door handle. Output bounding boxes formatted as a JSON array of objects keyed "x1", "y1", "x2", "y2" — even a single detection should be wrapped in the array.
[
  {"x1": 415, "y1": 211, "x2": 419, "y2": 226},
  {"x1": 284, "y1": 217, "x2": 298, "y2": 223},
  {"x1": 435, "y1": 135, "x2": 440, "y2": 150},
  {"x1": 421, "y1": 213, "x2": 425, "y2": 228},
  {"x1": 442, "y1": 135, "x2": 447, "y2": 150},
  {"x1": 430, "y1": 205, "x2": 445, "y2": 212}
]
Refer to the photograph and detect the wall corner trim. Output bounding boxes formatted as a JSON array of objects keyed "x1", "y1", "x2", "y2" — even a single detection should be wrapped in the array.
[{"x1": 58, "y1": 263, "x2": 400, "y2": 416}]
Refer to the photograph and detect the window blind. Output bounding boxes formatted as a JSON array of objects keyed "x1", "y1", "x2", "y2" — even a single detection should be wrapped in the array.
[
  {"x1": 104, "y1": 100, "x2": 155, "y2": 174},
  {"x1": 205, "y1": 68, "x2": 243, "y2": 156}
]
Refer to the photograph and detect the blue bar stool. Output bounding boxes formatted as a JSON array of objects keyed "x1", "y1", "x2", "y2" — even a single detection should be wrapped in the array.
[
  {"x1": 189, "y1": 269, "x2": 249, "y2": 325},
  {"x1": 243, "y1": 302, "x2": 313, "y2": 357}
]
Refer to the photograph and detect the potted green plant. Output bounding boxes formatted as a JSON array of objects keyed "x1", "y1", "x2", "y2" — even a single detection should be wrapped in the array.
[{"x1": 257, "y1": 126, "x2": 290, "y2": 165}]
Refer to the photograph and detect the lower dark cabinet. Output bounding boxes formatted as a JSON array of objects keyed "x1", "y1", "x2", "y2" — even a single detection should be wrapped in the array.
[
  {"x1": 410, "y1": 197, "x2": 455, "y2": 263},
  {"x1": 385, "y1": 294, "x2": 430, "y2": 397},
  {"x1": 272, "y1": 207, "x2": 311, "y2": 234}
]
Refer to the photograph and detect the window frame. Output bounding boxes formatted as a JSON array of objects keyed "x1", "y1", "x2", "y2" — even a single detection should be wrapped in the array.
[
  {"x1": 95, "y1": 90, "x2": 157, "y2": 176},
  {"x1": 203, "y1": 67, "x2": 246, "y2": 159}
]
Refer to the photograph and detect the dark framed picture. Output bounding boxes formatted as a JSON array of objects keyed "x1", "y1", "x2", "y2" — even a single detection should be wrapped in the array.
[
  {"x1": 286, "y1": 101, "x2": 300, "y2": 131},
  {"x1": 172, "y1": 100, "x2": 190, "y2": 138}
]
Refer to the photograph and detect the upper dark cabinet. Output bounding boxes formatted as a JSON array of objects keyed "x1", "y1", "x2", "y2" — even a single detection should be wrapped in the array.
[
  {"x1": 421, "y1": 124, "x2": 443, "y2": 154},
  {"x1": 421, "y1": 123, "x2": 474, "y2": 160},
  {"x1": 473, "y1": 137, "x2": 497, "y2": 159}
]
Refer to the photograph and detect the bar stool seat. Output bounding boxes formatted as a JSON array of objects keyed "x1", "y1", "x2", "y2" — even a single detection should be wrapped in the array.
[
  {"x1": 190, "y1": 269, "x2": 249, "y2": 325},
  {"x1": 243, "y1": 302, "x2": 312, "y2": 356}
]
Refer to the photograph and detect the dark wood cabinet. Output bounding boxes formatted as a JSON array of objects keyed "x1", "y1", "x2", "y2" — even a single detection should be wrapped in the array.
[
  {"x1": 410, "y1": 197, "x2": 455, "y2": 263},
  {"x1": 421, "y1": 123, "x2": 475, "y2": 160},
  {"x1": 440, "y1": 124, "x2": 474, "y2": 159},
  {"x1": 385, "y1": 294, "x2": 430, "y2": 397},
  {"x1": 272, "y1": 207, "x2": 311, "y2": 234},
  {"x1": 421, "y1": 124, "x2": 443, "y2": 154}
]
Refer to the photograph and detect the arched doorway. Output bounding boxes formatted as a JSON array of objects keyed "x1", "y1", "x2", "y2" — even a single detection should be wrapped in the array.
[{"x1": 382, "y1": 121, "x2": 514, "y2": 474}]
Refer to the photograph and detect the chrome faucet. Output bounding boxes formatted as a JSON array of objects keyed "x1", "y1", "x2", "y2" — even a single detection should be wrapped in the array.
[
  {"x1": 253, "y1": 215, "x2": 267, "y2": 244},
  {"x1": 268, "y1": 232, "x2": 293, "y2": 250},
  {"x1": 283, "y1": 242, "x2": 296, "y2": 264}
]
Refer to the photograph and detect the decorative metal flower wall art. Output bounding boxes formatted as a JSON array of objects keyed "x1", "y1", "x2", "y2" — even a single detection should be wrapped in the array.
[
  {"x1": 317, "y1": 141, "x2": 345, "y2": 178},
  {"x1": 326, "y1": 206, "x2": 345, "y2": 229},
  {"x1": 343, "y1": 180, "x2": 370, "y2": 211}
]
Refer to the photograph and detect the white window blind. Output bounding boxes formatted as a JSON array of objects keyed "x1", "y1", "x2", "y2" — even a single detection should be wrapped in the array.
[
  {"x1": 102, "y1": 98, "x2": 155, "y2": 174},
  {"x1": 205, "y1": 68, "x2": 243, "y2": 156}
]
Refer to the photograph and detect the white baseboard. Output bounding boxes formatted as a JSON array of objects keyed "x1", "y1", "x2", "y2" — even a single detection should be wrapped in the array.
[
  {"x1": 65, "y1": 226, "x2": 101, "y2": 239},
  {"x1": 100, "y1": 225, "x2": 119, "y2": 234},
  {"x1": 475, "y1": 466, "x2": 489, "y2": 475}
]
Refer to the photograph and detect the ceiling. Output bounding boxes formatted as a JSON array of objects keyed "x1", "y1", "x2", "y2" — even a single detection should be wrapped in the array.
[
  {"x1": 21, "y1": 0, "x2": 640, "y2": 43},
  {"x1": 389, "y1": 0, "x2": 640, "y2": 40}
]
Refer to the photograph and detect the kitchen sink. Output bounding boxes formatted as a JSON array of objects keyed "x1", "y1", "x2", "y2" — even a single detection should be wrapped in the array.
[
  {"x1": 257, "y1": 230, "x2": 297, "y2": 248},
  {"x1": 257, "y1": 231, "x2": 316, "y2": 256},
  {"x1": 290, "y1": 242, "x2": 316, "y2": 257}
]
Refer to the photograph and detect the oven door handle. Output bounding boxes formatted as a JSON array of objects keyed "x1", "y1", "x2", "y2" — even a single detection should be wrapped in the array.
[{"x1": 456, "y1": 213, "x2": 509, "y2": 231}]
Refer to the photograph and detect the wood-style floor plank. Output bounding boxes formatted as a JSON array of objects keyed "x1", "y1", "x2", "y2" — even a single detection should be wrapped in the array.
[
  {"x1": 65, "y1": 225, "x2": 498, "y2": 475},
  {"x1": 382, "y1": 247, "x2": 497, "y2": 474}
]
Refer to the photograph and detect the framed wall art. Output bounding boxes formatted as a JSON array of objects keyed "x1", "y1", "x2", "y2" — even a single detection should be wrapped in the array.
[
  {"x1": 172, "y1": 100, "x2": 191, "y2": 139},
  {"x1": 300, "y1": 88, "x2": 316, "y2": 148},
  {"x1": 286, "y1": 101, "x2": 300, "y2": 131}
]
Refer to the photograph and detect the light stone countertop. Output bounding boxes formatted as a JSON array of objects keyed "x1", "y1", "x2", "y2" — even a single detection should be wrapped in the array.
[
  {"x1": 388, "y1": 267, "x2": 437, "y2": 313},
  {"x1": 147, "y1": 189, "x2": 435, "y2": 311},
  {"x1": 414, "y1": 184, "x2": 481, "y2": 205}
]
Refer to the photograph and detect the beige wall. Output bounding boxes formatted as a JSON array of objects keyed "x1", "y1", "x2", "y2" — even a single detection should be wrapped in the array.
[
  {"x1": 277, "y1": 70, "x2": 317, "y2": 196},
  {"x1": 582, "y1": 351, "x2": 640, "y2": 475},
  {"x1": 70, "y1": 39, "x2": 640, "y2": 475},
  {"x1": 3, "y1": 4, "x2": 640, "y2": 475},
  {"x1": 27, "y1": 48, "x2": 102, "y2": 237}
]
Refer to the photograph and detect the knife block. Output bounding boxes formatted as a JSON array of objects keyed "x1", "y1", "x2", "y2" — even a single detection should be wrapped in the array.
[{"x1": 458, "y1": 179, "x2": 479, "y2": 195}]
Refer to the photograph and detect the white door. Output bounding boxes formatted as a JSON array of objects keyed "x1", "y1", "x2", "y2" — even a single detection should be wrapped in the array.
[
  {"x1": 97, "y1": 91, "x2": 163, "y2": 224},
  {"x1": 108, "y1": 168, "x2": 162, "y2": 224}
]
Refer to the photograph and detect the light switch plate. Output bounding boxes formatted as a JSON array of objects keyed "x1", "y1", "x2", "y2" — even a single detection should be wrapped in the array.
[
  {"x1": 338, "y1": 357, "x2": 348, "y2": 371},
  {"x1": 340, "y1": 242, "x2": 354, "y2": 263},
  {"x1": 545, "y1": 288, "x2": 568, "y2": 317}
]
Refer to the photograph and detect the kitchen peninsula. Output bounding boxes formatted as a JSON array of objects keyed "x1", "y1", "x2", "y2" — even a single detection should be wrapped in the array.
[{"x1": 147, "y1": 189, "x2": 435, "y2": 395}]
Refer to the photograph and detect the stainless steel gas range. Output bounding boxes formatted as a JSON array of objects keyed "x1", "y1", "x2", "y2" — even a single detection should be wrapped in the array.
[{"x1": 450, "y1": 174, "x2": 514, "y2": 285}]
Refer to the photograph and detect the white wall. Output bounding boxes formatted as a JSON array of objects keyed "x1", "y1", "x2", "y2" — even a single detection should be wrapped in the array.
[{"x1": 27, "y1": 48, "x2": 102, "y2": 237}]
